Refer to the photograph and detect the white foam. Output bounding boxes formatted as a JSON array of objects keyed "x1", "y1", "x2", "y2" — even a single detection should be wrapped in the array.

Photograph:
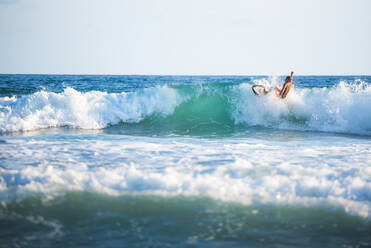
[
  {"x1": 0, "y1": 136, "x2": 370, "y2": 218},
  {"x1": 234, "y1": 79, "x2": 371, "y2": 134},
  {"x1": 0, "y1": 86, "x2": 181, "y2": 132}
]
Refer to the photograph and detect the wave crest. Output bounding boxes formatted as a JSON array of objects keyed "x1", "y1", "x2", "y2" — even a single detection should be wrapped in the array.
[{"x1": 0, "y1": 86, "x2": 180, "y2": 132}]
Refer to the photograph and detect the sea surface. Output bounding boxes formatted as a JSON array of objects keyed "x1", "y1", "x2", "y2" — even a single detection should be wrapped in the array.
[{"x1": 0, "y1": 74, "x2": 370, "y2": 247}]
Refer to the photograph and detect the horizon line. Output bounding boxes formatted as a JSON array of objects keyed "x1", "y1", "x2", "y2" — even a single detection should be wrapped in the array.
[{"x1": 1, "y1": 73, "x2": 370, "y2": 77}]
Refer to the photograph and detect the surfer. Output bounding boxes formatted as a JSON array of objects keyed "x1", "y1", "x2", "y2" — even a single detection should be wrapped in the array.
[{"x1": 274, "y1": 71, "x2": 294, "y2": 99}]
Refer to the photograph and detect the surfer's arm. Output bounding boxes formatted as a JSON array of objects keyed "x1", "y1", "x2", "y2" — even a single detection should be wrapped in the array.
[
  {"x1": 274, "y1": 86, "x2": 281, "y2": 95},
  {"x1": 277, "y1": 72, "x2": 294, "y2": 98}
]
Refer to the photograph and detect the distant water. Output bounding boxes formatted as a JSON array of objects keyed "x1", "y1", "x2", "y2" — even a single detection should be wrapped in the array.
[{"x1": 0, "y1": 74, "x2": 370, "y2": 247}]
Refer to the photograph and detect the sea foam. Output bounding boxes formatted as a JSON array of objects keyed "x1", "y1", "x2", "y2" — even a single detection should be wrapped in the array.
[
  {"x1": 0, "y1": 86, "x2": 180, "y2": 132},
  {"x1": 0, "y1": 137, "x2": 370, "y2": 218},
  {"x1": 234, "y1": 79, "x2": 371, "y2": 134}
]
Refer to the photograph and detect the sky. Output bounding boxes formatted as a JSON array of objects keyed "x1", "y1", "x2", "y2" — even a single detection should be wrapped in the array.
[{"x1": 0, "y1": 0, "x2": 370, "y2": 75}]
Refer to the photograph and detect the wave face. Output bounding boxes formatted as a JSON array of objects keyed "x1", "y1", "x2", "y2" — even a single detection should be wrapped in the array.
[{"x1": 0, "y1": 79, "x2": 371, "y2": 135}]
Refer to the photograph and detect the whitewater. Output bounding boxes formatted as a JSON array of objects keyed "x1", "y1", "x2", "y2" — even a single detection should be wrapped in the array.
[{"x1": 0, "y1": 74, "x2": 370, "y2": 247}]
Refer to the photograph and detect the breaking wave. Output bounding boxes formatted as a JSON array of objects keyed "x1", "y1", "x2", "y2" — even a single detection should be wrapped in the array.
[{"x1": 0, "y1": 80, "x2": 370, "y2": 135}]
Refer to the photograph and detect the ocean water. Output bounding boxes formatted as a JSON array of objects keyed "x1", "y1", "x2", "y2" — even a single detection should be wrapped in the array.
[{"x1": 0, "y1": 74, "x2": 370, "y2": 247}]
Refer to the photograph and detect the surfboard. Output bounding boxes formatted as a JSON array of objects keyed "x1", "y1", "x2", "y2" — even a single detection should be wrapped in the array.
[{"x1": 252, "y1": 85, "x2": 268, "y2": 96}]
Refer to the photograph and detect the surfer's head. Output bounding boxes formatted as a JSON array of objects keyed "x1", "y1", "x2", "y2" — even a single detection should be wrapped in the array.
[{"x1": 285, "y1": 76, "x2": 291, "y2": 82}]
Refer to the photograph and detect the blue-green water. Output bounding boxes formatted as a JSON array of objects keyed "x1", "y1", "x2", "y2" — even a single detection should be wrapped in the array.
[{"x1": 0, "y1": 74, "x2": 370, "y2": 247}]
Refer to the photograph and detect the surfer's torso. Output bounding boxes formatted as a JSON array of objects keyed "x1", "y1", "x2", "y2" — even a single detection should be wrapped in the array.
[{"x1": 278, "y1": 81, "x2": 292, "y2": 99}]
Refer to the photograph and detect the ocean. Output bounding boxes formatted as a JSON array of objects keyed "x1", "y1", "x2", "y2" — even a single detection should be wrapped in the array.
[{"x1": 0, "y1": 74, "x2": 370, "y2": 247}]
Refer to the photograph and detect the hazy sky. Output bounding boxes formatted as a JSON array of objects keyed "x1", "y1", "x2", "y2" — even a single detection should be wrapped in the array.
[{"x1": 0, "y1": 0, "x2": 370, "y2": 75}]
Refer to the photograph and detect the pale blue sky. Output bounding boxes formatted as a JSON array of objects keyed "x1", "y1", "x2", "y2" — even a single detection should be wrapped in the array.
[{"x1": 0, "y1": 0, "x2": 370, "y2": 75}]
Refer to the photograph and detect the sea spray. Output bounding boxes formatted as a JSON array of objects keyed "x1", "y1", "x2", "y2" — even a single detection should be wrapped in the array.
[{"x1": 0, "y1": 86, "x2": 181, "y2": 132}]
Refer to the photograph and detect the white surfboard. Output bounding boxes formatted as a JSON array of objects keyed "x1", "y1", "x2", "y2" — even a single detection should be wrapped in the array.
[{"x1": 252, "y1": 85, "x2": 268, "y2": 96}]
